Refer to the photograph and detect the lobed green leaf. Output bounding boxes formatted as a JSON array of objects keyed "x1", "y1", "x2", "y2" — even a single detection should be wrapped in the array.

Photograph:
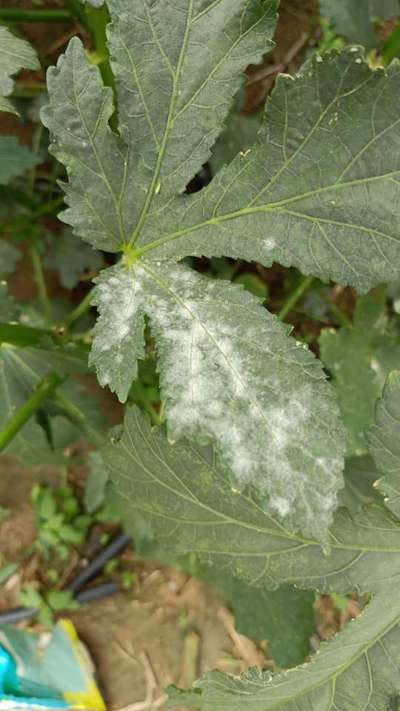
[
  {"x1": 320, "y1": 292, "x2": 400, "y2": 456},
  {"x1": 368, "y1": 371, "x2": 400, "y2": 519},
  {"x1": 0, "y1": 27, "x2": 39, "y2": 114},
  {"x1": 94, "y1": 262, "x2": 345, "y2": 540},
  {"x1": 105, "y1": 407, "x2": 400, "y2": 595},
  {"x1": 169, "y1": 588, "x2": 400, "y2": 710},
  {"x1": 320, "y1": 0, "x2": 399, "y2": 47},
  {"x1": 0, "y1": 137, "x2": 39, "y2": 185}
]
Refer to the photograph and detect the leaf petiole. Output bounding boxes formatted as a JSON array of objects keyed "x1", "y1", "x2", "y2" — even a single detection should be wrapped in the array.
[
  {"x1": 0, "y1": 9, "x2": 71, "y2": 22},
  {"x1": 63, "y1": 288, "x2": 94, "y2": 330},
  {"x1": 278, "y1": 275, "x2": 314, "y2": 321},
  {"x1": 0, "y1": 373, "x2": 62, "y2": 451},
  {"x1": 30, "y1": 245, "x2": 53, "y2": 323}
]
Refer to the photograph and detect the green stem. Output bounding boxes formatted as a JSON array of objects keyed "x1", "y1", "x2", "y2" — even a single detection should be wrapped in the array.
[
  {"x1": 130, "y1": 380, "x2": 162, "y2": 426},
  {"x1": 0, "y1": 373, "x2": 62, "y2": 451},
  {"x1": 318, "y1": 291, "x2": 353, "y2": 329},
  {"x1": 0, "y1": 9, "x2": 71, "y2": 22},
  {"x1": 86, "y1": 6, "x2": 115, "y2": 91},
  {"x1": 64, "y1": 0, "x2": 116, "y2": 126},
  {"x1": 0, "y1": 323, "x2": 59, "y2": 348},
  {"x1": 4, "y1": 196, "x2": 64, "y2": 233},
  {"x1": 382, "y1": 24, "x2": 400, "y2": 65},
  {"x1": 53, "y1": 392, "x2": 102, "y2": 445},
  {"x1": 279, "y1": 275, "x2": 314, "y2": 321},
  {"x1": 63, "y1": 0, "x2": 86, "y2": 25},
  {"x1": 63, "y1": 288, "x2": 94, "y2": 330},
  {"x1": 30, "y1": 245, "x2": 52, "y2": 322}
]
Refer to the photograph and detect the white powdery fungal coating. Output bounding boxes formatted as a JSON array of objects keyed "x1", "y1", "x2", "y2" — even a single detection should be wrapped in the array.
[
  {"x1": 89, "y1": 264, "x2": 146, "y2": 399},
  {"x1": 90, "y1": 259, "x2": 345, "y2": 540},
  {"x1": 141, "y1": 261, "x2": 344, "y2": 540}
]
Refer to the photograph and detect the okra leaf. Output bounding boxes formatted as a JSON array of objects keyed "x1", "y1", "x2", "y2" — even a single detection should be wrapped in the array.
[
  {"x1": 45, "y1": 26, "x2": 400, "y2": 291},
  {"x1": 368, "y1": 371, "x2": 400, "y2": 519},
  {"x1": 320, "y1": 0, "x2": 399, "y2": 47},
  {"x1": 0, "y1": 137, "x2": 39, "y2": 185},
  {"x1": 108, "y1": 411, "x2": 400, "y2": 706},
  {"x1": 196, "y1": 565, "x2": 315, "y2": 668},
  {"x1": 140, "y1": 50, "x2": 400, "y2": 292},
  {"x1": 0, "y1": 282, "x2": 19, "y2": 322},
  {"x1": 0, "y1": 343, "x2": 89, "y2": 465},
  {"x1": 42, "y1": 0, "x2": 278, "y2": 250},
  {"x1": 44, "y1": 230, "x2": 104, "y2": 289},
  {"x1": 0, "y1": 27, "x2": 39, "y2": 114},
  {"x1": 169, "y1": 588, "x2": 400, "y2": 710},
  {"x1": 320, "y1": 292, "x2": 400, "y2": 456},
  {"x1": 0, "y1": 241, "x2": 21, "y2": 278},
  {"x1": 105, "y1": 406, "x2": 400, "y2": 594},
  {"x1": 339, "y1": 455, "x2": 382, "y2": 513},
  {"x1": 94, "y1": 262, "x2": 345, "y2": 540}
]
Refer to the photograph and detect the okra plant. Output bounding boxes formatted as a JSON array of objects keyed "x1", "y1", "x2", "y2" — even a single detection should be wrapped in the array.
[{"x1": 3, "y1": 0, "x2": 400, "y2": 707}]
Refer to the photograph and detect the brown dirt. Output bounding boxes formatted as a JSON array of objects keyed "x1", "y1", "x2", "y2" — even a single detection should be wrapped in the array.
[{"x1": 0, "y1": 460, "x2": 272, "y2": 710}]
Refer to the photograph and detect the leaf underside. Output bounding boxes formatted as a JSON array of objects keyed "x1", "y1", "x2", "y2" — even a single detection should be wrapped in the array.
[
  {"x1": 169, "y1": 589, "x2": 400, "y2": 710},
  {"x1": 93, "y1": 261, "x2": 345, "y2": 540},
  {"x1": 196, "y1": 564, "x2": 315, "y2": 668},
  {"x1": 107, "y1": 407, "x2": 400, "y2": 710},
  {"x1": 106, "y1": 407, "x2": 400, "y2": 596}
]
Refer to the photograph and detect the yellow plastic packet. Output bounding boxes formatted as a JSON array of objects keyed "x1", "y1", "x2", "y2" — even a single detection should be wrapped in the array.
[{"x1": 0, "y1": 620, "x2": 105, "y2": 710}]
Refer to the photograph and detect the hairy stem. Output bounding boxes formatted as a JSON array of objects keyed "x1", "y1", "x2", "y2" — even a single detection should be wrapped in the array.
[
  {"x1": 279, "y1": 275, "x2": 314, "y2": 320},
  {"x1": 53, "y1": 391, "x2": 102, "y2": 445},
  {"x1": 0, "y1": 9, "x2": 71, "y2": 22},
  {"x1": 30, "y1": 245, "x2": 53, "y2": 322},
  {"x1": 64, "y1": 0, "x2": 116, "y2": 119},
  {"x1": 4, "y1": 196, "x2": 64, "y2": 234},
  {"x1": 0, "y1": 373, "x2": 62, "y2": 451},
  {"x1": 382, "y1": 24, "x2": 400, "y2": 64},
  {"x1": 318, "y1": 288, "x2": 353, "y2": 329},
  {"x1": 64, "y1": 288, "x2": 94, "y2": 330}
]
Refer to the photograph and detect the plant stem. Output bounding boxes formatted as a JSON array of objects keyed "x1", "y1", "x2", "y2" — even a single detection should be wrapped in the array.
[
  {"x1": 382, "y1": 24, "x2": 400, "y2": 65},
  {"x1": 53, "y1": 392, "x2": 102, "y2": 445},
  {"x1": 64, "y1": 288, "x2": 94, "y2": 329},
  {"x1": 4, "y1": 196, "x2": 64, "y2": 233},
  {"x1": 0, "y1": 373, "x2": 62, "y2": 451},
  {"x1": 0, "y1": 9, "x2": 71, "y2": 22},
  {"x1": 279, "y1": 275, "x2": 314, "y2": 321},
  {"x1": 316, "y1": 287, "x2": 353, "y2": 329},
  {"x1": 64, "y1": 0, "x2": 116, "y2": 125},
  {"x1": 30, "y1": 245, "x2": 53, "y2": 322},
  {"x1": 0, "y1": 323, "x2": 59, "y2": 348},
  {"x1": 130, "y1": 380, "x2": 162, "y2": 426}
]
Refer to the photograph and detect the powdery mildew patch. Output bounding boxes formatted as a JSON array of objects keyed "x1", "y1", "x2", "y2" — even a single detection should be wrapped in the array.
[{"x1": 91, "y1": 259, "x2": 345, "y2": 540}]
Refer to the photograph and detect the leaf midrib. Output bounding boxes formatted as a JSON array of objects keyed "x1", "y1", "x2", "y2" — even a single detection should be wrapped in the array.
[
  {"x1": 140, "y1": 261, "x2": 330, "y2": 460},
  {"x1": 115, "y1": 410, "x2": 400, "y2": 556},
  {"x1": 133, "y1": 170, "x2": 400, "y2": 258},
  {"x1": 129, "y1": 0, "x2": 194, "y2": 245}
]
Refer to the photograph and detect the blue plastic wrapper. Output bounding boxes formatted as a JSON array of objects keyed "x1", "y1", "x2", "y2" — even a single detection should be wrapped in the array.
[{"x1": 0, "y1": 620, "x2": 105, "y2": 709}]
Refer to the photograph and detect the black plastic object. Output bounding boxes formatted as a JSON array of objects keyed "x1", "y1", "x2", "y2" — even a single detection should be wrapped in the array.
[
  {"x1": 0, "y1": 532, "x2": 131, "y2": 624},
  {"x1": 67, "y1": 533, "x2": 131, "y2": 593},
  {"x1": 75, "y1": 581, "x2": 119, "y2": 604}
]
